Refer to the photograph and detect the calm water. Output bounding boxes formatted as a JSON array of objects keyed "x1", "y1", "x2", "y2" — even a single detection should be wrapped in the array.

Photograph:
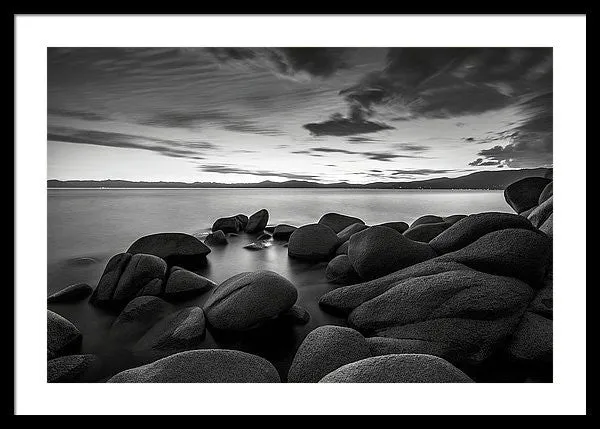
[{"x1": 47, "y1": 188, "x2": 513, "y2": 381}]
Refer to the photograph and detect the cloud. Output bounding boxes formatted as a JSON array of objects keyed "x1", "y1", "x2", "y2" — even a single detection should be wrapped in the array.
[
  {"x1": 391, "y1": 169, "x2": 454, "y2": 175},
  {"x1": 394, "y1": 143, "x2": 430, "y2": 152},
  {"x1": 47, "y1": 126, "x2": 216, "y2": 160},
  {"x1": 303, "y1": 116, "x2": 394, "y2": 137},
  {"x1": 48, "y1": 108, "x2": 108, "y2": 122},
  {"x1": 469, "y1": 158, "x2": 501, "y2": 166},
  {"x1": 310, "y1": 147, "x2": 421, "y2": 162},
  {"x1": 347, "y1": 136, "x2": 380, "y2": 143},
  {"x1": 198, "y1": 165, "x2": 318, "y2": 181}
]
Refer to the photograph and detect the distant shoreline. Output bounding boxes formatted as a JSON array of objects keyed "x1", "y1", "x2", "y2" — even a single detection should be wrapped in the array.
[{"x1": 47, "y1": 187, "x2": 505, "y2": 191}]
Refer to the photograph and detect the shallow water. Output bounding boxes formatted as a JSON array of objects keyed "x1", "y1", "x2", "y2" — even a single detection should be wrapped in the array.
[{"x1": 47, "y1": 188, "x2": 519, "y2": 381}]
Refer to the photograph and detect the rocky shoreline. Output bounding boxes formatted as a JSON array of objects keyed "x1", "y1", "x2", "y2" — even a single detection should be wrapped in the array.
[{"x1": 47, "y1": 175, "x2": 553, "y2": 383}]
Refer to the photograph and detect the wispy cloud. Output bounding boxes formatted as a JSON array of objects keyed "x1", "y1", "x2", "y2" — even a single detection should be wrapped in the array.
[
  {"x1": 198, "y1": 164, "x2": 319, "y2": 181},
  {"x1": 310, "y1": 147, "x2": 423, "y2": 162}
]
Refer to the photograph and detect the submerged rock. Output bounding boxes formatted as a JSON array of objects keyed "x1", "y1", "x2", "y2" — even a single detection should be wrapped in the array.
[
  {"x1": 273, "y1": 224, "x2": 297, "y2": 240},
  {"x1": 203, "y1": 270, "x2": 298, "y2": 331},
  {"x1": 325, "y1": 255, "x2": 360, "y2": 285},
  {"x1": 318, "y1": 213, "x2": 365, "y2": 233},
  {"x1": 204, "y1": 230, "x2": 228, "y2": 246},
  {"x1": 403, "y1": 222, "x2": 450, "y2": 243},
  {"x1": 164, "y1": 266, "x2": 215, "y2": 299},
  {"x1": 245, "y1": 209, "x2": 269, "y2": 233},
  {"x1": 47, "y1": 283, "x2": 93, "y2": 303},
  {"x1": 126, "y1": 233, "x2": 210, "y2": 268},
  {"x1": 319, "y1": 354, "x2": 473, "y2": 383},
  {"x1": 108, "y1": 349, "x2": 281, "y2": 383},
  {"x1": 348, "y1": 226, "x2": 436, "y2": 280},
  {"x1": 47, "y1": 354, "x2": 102, "y2": 383},
  {"x1": 288, "y1": 325, "x2": 371, "y2": 383},
  {"x1": 288, "y1": 224, "x2": 339, "y2": 261},
  {"x1": 504, "y1": 177, "x2": 552, "y2": 214},
  {"x1": 47, "y1": 310, "x2": 82, "y2": 360}
]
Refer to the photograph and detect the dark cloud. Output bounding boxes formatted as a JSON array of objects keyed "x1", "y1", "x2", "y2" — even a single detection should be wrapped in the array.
[
  {"x1": 394, "y1": 143, "x2": 430, "y2": 152},
  {"x1": 198, "y1": 165, "x2": 318, "y2": 181},
  {"x1": 303, "y1": 116, "x2": 394, "y2": 137},
  {"x1": 391, "y1": 169, "x2": 455, "y2": 176},
  {"x1": 347, "y1": 136, "x2": 380, "y2": 143},
  {"x1": 48, "y1": 108, "x2": 108, "y2": 122},
  {"x1": 469, "y1": 158, "x2": 501, "y2": 166},
  {"x1": 310, "y1": 147, "x2": 420, "y2": 162},
  {"x1": 48, "y1": 127, "x2": 215, "y2": 160}
]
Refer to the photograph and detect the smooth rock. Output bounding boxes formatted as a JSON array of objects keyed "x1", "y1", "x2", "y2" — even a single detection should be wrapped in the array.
[
  {"x1": 48, "y1": 310, "x2": 82, "y2": 360},
  {"x1": 507, "y1": 312, "x2": 553, "y2": 362},
  {"x1": 410, "y1": 215, "x2": 445, "y2": 228},
  {"x1": 443, "y1": 214, "x2": 468, "y2": 225},
  {"x1": 403, "y1": 222, "x2": 450, "y2": 243},
  {"x1": 325, "y1": 255, "x2": 360, "y2": 285},
  {"x1": 288, "y1": 224, "x2": 340, "y2": 261},
  {"x1": 337, "y1": 223, "x2": 368, "y2": 244},
  {"x1": 245, "y1": 209, "x2": 269, "y2": 233},
  {"x1": 504, "y1": 177, "x2": 552, "y2": 214},
  {"x1": 375, "y1": 221, "x2": 410, "y2": 233},
  {"x1": 47, "y1": 283, "x2": 93, "y2": 303},
  {"x1": 108, "y1": 349, "x2": 281, "y2": 383},
  {"x1": 440, "y1": 228, "x2": 552, "y2": 287},
  {"x1": 335, "y1": 241, "x2": 349, "y2": 255},
  {"x1": 319, "y1": 354, "x2": 473, "y2": 383},
  {"x1": 348, "y1": 226, "x2": 436, "y2": 280},
  {"x1": 204, "y1": 270, "x2": 298, "y2": 331},
  {"x1": 243, "y1": 240, "x2": 272, "y2": 250},
  {"x1": 529, "y1": 277, "x2": 553, "y2": 318},
  {"x1": 528, "y1": 196, "x2": 553, "y2": 228},
  {"x1": 366, "y1": 337, "x2": 452, "y2": 359},
  {"x1": 278, "y1": 305, "x2": 311, "y2": 325},
  {"x1": 212, "y1": 216, "x2": 243, "y2": 234},
  {"x1": 47, "y1": 354, "x2": 102, "y2": 383},
  {"x1": 288, "y1": 326, "x2": 371, "y2": 383},
  {"x1": 204, "y1": 230, "x2": 228, "y2": 246},
  {"x1": 126, "y1": 233, "x2": 211, "y2": 267},
  {"x1": 164, "y1": 266, "x2": 216, "y2": 299},
  {"x1": 430, "y1": 212, "x2": 536, "y2": 254},
  {"x1": 109, "y1": 296, "x2": 174, "y2": 344},
  {"x1": 235, "y1": 214, "x2": 249, "y2": 230},
  {"x1": 539, "y1": 213, "x2": 553, "y2": 238},
  {"x1": 538, "y1": 182, "x2": 553, "y2": 205},
  {"x1": 318, "y1": 213, "x2": 365, "y2": 233},
  {"x1": 273, "y1": 224, "x2": 297, "y2": 240}
]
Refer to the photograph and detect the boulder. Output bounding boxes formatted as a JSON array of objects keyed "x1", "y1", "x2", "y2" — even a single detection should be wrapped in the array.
[
  {"x1": 539, "y1": 213, "x2": 553, "y2": 239},
  {"x1": 164, "y1": 266, "x2": 215, "y2": 299},
  {"x1": 212, "y1": 216, "x2": 243, "y2": 234},
  {"x1": 47, "y1": 283, "x2": 93, "y2": 303},
  {"x1": 203, "y1": 270, "x2": 298, "y2": 331},
  {"x1": 318, "y1": 213, "x2": 365, "y2": 233},
  {"x1": 204, "y1": 230, "x2": 228, "y2": 246},
  {"x1": 439, "y1": 228, "x2": 552, "y2": 287},
  {"x1": 348, "y1": 226, "x2": 436, "y2": 280},
  {"x1": 288, "y1": 224, "x2": 340, "y2": 261},
  {"x1": 528, "y1": 196, "x2": 553, "y2": 228},
  {"x1": 538, "y1": 182, "x2": 553, "y2": 205},
  {"x1": 319, "y1": 260, "x2": 470, "y2": 316},
  {"x1": 133, "y1": 307, "x2": 206, "y2": 353},
  {"x1": 288, "y1": 326, "x2": 371, "y2": 383},
  {"x1": 507, "y1": 312, "x2": 553, "y2": 362},
  {"x1": 47, "y1": 310, "x2": 82, "y2": 360},
  {"x1": 348, "y1": 269, "x2": 534, "y2": 364},
  {"x1": 430, "y1": 212, "x2": 536, "y2": 254},
  {"x1": 443, "y1": 214, "x2": 467, "y2": 225},
  {"x1": 504, "y1": 177, "x2": 552, "y2": 214},
  {"x1": 375, "y1": 221, "x2": 409, "y2": 234},
  {"x1": 47, "y1": 354, "x2": 102, "y2": 383},
  {"x1": 108, "y1": 349, "x2": 280, "y2": 383},
  {"x1": 109, "y1": 296, "x2": 174, "y2": 344},
  {"x1": 403, "y1": 222, "x2": 450, "y2": 242},
  {"x1": 278, "y1": 305, "x2": 311, "y2": 325},
  {"x1": 273, "y1": 224, "x2": 297, "y2": 240},
  {"x1": 410, "y1": 215, "x2": 445, "y2": 228},
  {"x1": 519, "y1": 206, "x2": 536, "y2": 218},
  {"x1": 235, "y1": 214, "x2": 249, "y2": 230},
  {"x1": 366, "y1": 337, "x2": 452, "y2": 359},
  {"x1": 319, "y1": 354, "x2": 473, "y2": 383},
  {"x1": 90, "y1": 253, "x2": 168, "y2": 307},
  {"x1": 337, "y1": 223, "x2": 368, "y2": 244},
  {"x1": 325, "y1": 255, "x2": 360, "y2": 285},
  {"x1": 126, "y1": 233, "x2": 211, "y2": 267},
  {"x1": 245, "y1": 209, "x2": 269, "y2": 233},
  {"x1": 335, "y1": 241, "x2": 349, "y2": 255}
]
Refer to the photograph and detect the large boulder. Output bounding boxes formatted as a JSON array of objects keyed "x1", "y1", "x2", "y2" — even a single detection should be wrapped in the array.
[
  {"x1": 108, "y1": 349, "x2": 281, "y2": 383},
  {"x1": 430, "y1": 212, "x2": 536, "y2": 254},
  {"x1": 318, "y1": 213, "x2": 365, "y2": 233},
  {"x1": 273, "y1": 224, "x2": 297, "y2": 240},
  {"x1": 337, "y1": 223, "x2": 368, "y2": 244},
  {"x1": 348, "y1": 269, "x2": 534, "y2": 364},
  {"x1": 319, "y1": 260, "x2": 470, "y2": 316},
  {"x1": 245, "y1": 209, "x2": 269, "y2": 233},
  {"x1": 204, "y1": 230, "x2": 228, "y2": 246},
  {"x1": 90, "y1": 253, "x2": 168, "y2": 307},
  {"x1": 528, "y1": 196, "x2": 553, "y2": 228},
  {"x1": 126, "y1": 233, "x2": 210, "y2": 268},
  {"x1": 212, "y1": 215, "x2": 244, "y2": 233},
  {"x1": 47, "y1": 354, "x2": 102, "y2": 383},
  {"x1": 410, "y1": 215, "x2": 445, "y2": 228},
  {"x1": 288, "y1": 224, "x2": 340, "y2": 261},
  {"x1": 374, "y1": 221, "x2": 409, "y2": 234},
  {"x1": 538, "y1": 182, "x2": 553, "y2": 205},
  {"x1": 47, "y1": 310, "x2": 82, "y2": 360},
  {"x1": 348, "y1": 226, "x2": 436, "y2": 280},
  {"x1": 47, "y1": 283, "x2": 93, "y2": 303},
  {"x1": 163, "y1": 266, "x2": 215, "y2": 299},
  {"x1": 507, "y1": 312, "x2": 553, "y2": 362},
  {"x1": 504, "y1": 177, "x2": 552, "y2": 214},
  {"x1": 109, "y1": 296, "x2": 174, "y2": 344},
  {"x1": 403, "y1": 222, "x2": 450, "y2": 243},
  {"x1": 325, "y1": 255, "x2": 360, "y2": 285},
  {"x1": 319, "y1": 354, "x2": 473, "y2": 383},
  {"x1": 203, "y1": 270, "x2": 298, "y2": 331},
  {"x1": 287, "y1": 326, "x2": 371, "y2": 383},
  {"x1": 439, "y1": 228, "x2": 552, "y2": 287}
]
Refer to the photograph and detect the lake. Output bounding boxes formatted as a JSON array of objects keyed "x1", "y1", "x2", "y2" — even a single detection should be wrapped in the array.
[{"x1": 47, "y1": 188, "x2": 514, "y2": 381}]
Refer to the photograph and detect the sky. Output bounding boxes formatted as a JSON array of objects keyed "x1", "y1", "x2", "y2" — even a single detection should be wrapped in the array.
[{"x1": 48, "y1": 47, "x2": 553, "y2": 184}]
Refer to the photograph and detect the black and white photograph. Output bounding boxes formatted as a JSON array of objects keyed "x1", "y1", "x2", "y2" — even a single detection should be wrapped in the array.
[{"x1": 14, "y1": 14, "x2": 586, "y2": 415}]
